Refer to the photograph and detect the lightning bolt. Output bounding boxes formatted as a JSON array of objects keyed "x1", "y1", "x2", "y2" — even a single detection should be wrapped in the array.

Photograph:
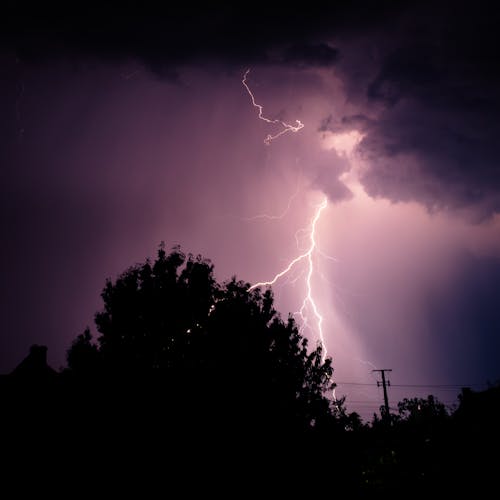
[
  {"x1": 242, "y1": 69, "x2": 304, "y2": 145},
  {"x1": 249, "y1": 197, "x2": 329, "y2": 360},
  {"x1": 243, "y1": 69, "x2": 337, "y2": 403}
]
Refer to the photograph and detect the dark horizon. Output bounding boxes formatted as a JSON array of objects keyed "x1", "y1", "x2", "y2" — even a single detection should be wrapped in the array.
[{"x1": 1, "y1": 245, "x2": 498, "y2": 495}]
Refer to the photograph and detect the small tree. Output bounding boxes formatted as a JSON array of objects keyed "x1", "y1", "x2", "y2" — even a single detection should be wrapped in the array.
[
  {"x1": 397, "y1": 395, "x2": 448, "y2": 423},
  {"x1": 67, "y1": 327, "x2": 100, "y2": 375}
]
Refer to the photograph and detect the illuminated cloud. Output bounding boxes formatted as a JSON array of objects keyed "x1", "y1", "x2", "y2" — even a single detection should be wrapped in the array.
[{"x1": 320, "y1": 130, "x2": 364, "y2": 157}]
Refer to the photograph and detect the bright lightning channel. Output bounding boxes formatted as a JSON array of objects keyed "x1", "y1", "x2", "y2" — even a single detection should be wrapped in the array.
[
  {"x1": 242, "y1": 69, "x2": 304, "y2": 145},
  {"x1": 249, "y1": 197, "x2": 329, "y2": 362}
]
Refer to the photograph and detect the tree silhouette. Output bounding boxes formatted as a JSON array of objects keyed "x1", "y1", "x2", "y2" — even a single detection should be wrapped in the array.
[
  {"x1": 67, "y1": 244, "x2": 336, "y2": 434},
  {"x1": 67, "y1": 328, "x2": 100, "y2": 375},
  {"x1": 397, "y1": 395, "x2": 448, "y2": 423},
  {"x1": 10, "y1": 241, "x2": 500, "y2": 492}
]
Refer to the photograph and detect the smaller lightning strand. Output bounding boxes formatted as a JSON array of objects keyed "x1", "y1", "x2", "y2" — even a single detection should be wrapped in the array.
[
  {"x1": 242, "y1": 69, "x2": 304, "y2": 145},
  {"x1": 242, "y1": 180, "x2": 301, "y2": 221}
]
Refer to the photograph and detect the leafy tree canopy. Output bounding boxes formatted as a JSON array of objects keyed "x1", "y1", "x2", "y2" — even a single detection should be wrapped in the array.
[
  {"x1": 67, "y1": 244, "x2": 336, "y2": 432},
  {"x1": 397, "y1": 395, "x2": 448, "y2": 423}
]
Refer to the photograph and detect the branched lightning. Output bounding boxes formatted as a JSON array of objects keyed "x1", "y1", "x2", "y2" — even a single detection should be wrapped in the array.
[
  {"x1": 243, "y1": 69, "x2": 337, "y2": 402},
  {"x1": 249, "y1": 197, "x2": 329, "y2": 361},
  {"x1": 242, "y1": 69, "x2": 304, "y2": 145}
]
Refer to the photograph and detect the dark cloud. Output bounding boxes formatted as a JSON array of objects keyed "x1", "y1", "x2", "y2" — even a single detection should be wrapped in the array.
[
  {"x1": 4, "y1": 1, "x2": 499, "y2": 217},
  {"x1": 358, "y1": 102, "x2": 500, "y2": 219},
  {"x1": 282, "y1": 43, "x2": 338, "y2": 68},
  {"x1": 0, "y1": 2, "x2": 405, "y2": 72},
  {"x1": 327, "y1": 2, "x2": 500, "y2": 218}
]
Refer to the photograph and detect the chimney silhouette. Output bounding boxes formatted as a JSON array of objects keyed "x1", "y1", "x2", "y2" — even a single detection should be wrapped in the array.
[{"x1": 11, "y1": 344, "x2": 56, "y2": 378}]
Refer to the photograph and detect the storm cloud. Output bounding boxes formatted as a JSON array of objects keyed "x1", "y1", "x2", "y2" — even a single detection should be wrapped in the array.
[
  {"x1": 331, "y1": 2, "x2": 500, "y2": 218},
  {"x1": 5, "y1": 2, "x2": 500, "y2": 216}
]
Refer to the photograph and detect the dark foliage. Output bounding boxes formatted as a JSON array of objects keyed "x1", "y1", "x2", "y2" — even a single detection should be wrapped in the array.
[
  {"x1": 2, "y1": 245, "x2": 499, "y2": 493},
  {"x1": 64, "y1": 245, "x2": 337, "y2": 439}
]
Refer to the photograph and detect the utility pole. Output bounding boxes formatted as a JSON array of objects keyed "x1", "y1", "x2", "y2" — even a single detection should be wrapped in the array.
[{"x1": 373, "y1": 369, "x2": 392, "y2": 422}]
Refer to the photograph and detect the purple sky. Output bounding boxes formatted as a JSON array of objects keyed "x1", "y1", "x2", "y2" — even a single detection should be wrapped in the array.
[{"x1": 1, "y1": 3, "x2": 500, "y2": 419}]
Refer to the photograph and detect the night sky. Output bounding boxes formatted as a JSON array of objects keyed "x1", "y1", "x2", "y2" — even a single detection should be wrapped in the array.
[{"x1": 1, "y1": 2, "x2": 500, "y2": 418}]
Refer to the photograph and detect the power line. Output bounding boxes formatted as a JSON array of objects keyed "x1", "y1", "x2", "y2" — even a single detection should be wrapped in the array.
[
  {"x1": 389, "y1": 387, "x2": 466, "y2": 392},
  {"x1": 390, "y1": 383, "x2": 484, "y2": 388},
  {"x1": 335, "y1": 381, "x2": 486, "y2": 388},
  {"x1": 335, "y1": 382, "x2": 375, "y2": 386}
]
